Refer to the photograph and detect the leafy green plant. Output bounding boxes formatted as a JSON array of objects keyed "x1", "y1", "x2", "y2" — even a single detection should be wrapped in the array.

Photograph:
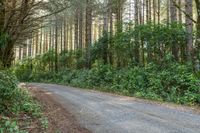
[
  {"x1": 40, "y1": 117, "x2": 49, "y2": 129},
  {"x1": 0, "y1": 119, "x2": 22, "y2": 133},
  {"x1": 0, "y1": 71, "x2": 46, "y2": 132},
  {"x1": 0, "y1": 71, "x2": 19, "y2": 112}
]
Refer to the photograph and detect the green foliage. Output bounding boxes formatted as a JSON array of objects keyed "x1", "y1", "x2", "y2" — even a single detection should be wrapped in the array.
[
  {"x1": 0, "y1": 119, "x2": 24, "y2": 133},
  {"x1": 0, "y1": 71, "x2": 19, "y2": 112},
  {"x1": 40, "y1": 117, "x2": 49, "y2": 129},
  {"x1": 89, "y1": 32, "x2": 110, "y2": 64},
  {"x1": 0, "y1": 71, "x2": 44, "y2": 132},
  {"x1": 22, "y1": 61, "x2": 200, "y2": 105},
  {"x1": 13, "y1": 58, "x2": 33, "y2": 81},
  {"x1": 112, "y1": 22, "x2": 188, "y2": 65},
  {"x1": 0, "y1": 32, "x2": 9, "y2": 49},
  {"x1": 12, "y1": 22, "x2": 199, "y2": 106}
]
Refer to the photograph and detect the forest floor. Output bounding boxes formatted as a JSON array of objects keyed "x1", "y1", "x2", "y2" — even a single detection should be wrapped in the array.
[
  {"x1": 25, "y1": 84, "x2": 91, "y2": 133},
  {"x1": 25, "y1": 83, "x2": 200, "y2": 133}
]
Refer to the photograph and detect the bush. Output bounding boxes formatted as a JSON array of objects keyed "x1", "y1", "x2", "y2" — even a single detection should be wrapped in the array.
[
  {"x1": 24, "y1": 62, "x2": 200, "y2": 105},
  {"x1": 0, "y1": 71, "x2": 43, "y2": 132},
  {"x1": 0, "y1": 71, "x2": 19, "y2": 112}
]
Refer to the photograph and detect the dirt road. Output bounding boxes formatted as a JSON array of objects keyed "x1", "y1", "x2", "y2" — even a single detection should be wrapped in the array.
[{"x1": 28, "y1": 83, "x2": 200, "y2": 133}]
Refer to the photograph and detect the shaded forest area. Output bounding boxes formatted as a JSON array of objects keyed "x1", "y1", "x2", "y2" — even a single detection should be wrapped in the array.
[{"x1": 0, "y1": 0, "x2": 200, "y2": 105}]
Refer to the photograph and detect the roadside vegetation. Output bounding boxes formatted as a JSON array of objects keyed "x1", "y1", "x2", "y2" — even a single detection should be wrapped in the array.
[
  {"x1": 0, "y1": 2, "x2": 200, "y2": 130},
  {"x1": 0, "y1": 71, "x2": 48, "y2": 133},
  {"x1": 13, "y1": 23, "x2": 200, "y2": 106}
]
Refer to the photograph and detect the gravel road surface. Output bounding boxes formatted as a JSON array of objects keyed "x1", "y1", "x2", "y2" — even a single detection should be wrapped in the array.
[{"x1": 28, "y1": 83, "x2": 200, "y2": 133}]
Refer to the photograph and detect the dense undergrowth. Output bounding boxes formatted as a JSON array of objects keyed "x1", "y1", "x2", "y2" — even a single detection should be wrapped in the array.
[
  {"x1": 13, "y1": 59, "x2": 200, "y2": 105},
  {"x1": 12, "y1": 22, "x2": 200, "y2": 106},
  {"x1": 0, "y1": 71, "x2": 47, "y2": 133}
]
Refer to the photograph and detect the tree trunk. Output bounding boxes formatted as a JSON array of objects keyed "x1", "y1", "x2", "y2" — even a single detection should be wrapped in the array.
[
  {"x1": 153, "y1": 0, "x2": 156, "y2": 24},
  {"x1": 85, "y1": 0, "x2": 92, "y2": 68},
  {"x1": 195, "y1": 0, "x2": 200, "y2": 67},
  {"x1": 185, "y1": 0, "x2": 193, "y2": 61},
  {"x1": 158, "y1": 0, "x2": 160, "y2": 24},
  {"x1": 61, "y1": 22, "x2": 63, "y2": 52},
  {"x1": 146, "y1": 0, "x2": 149, "y2": 22},
  {"x1": 79, "y1": 9, "x2": 83, "y2": 49},
  {"x1": 149, "y1": 0, "x2": 152, "y2": 21},
  {"x1": 178, "y1": 0, "x2": 182, "y2": 23},
  {"x1": 116, "y1": 0, "x2": 123, "y2": 33},
  {"x1": 40, "y1": 28, "x2": 43, "y2": 54},
  {"x1": 55, "y1": 20, "x2": 58, "y2": 72},
  {"x1": 74, "y1": 9, "x2": 79, "y2": 50},
  {"x1": 170, "y1": 0, "x2": 179, "y2": 61},
  {"x1": 134, "y1": 0, "x2": 140, "y2": 64},
  {"x1": 167, "y1": 0, "x2": 170, "y2": 24},
  {"x1": 109, "y1": 4, "x2": 113, "y2": 65},
  {"x1": 23, "y1": 45, "x2": 27, "y2": 59}
]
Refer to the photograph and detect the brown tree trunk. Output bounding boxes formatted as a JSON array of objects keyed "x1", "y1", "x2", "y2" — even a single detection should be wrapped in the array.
[
  {"x1": 79, "y1": 9, "x2": 83, "y2": 49},
  {"x1": 146, "y1": 0, "x2": 149, "y2": 22},
  {"x1": 109, "y1": 3, "x2": 113, "y2": 65},
  {"x1": 195, "y1": 0, "x2": 200, "y2": 67},
  {"x1": 55, "y1": 20, "x2": 58, "y2": 72},
  {"x1": 85, "y1": 0, "x2": 92, "y2": 68},
  {"x1": 134, "y1": 0, "x2": 140, "y2": 64},
  {"x1": 40, "y1": 28, "x2": 42, "y2": 54},
  {"x1": 74, "y1": 9, "x2": 79, "y2": 50},
  {"x1": 185, "y1": 0, "x2": 193, "y2": 62},
  {"x1": 158, "y1": 0, "x2": 160, "y2": 24},
  {"x1": 153, "y1": 0, "x2": 156, "y2": 24},
  {"x1": 170, "y1": 0, "x2": 179, "y2": 61}
]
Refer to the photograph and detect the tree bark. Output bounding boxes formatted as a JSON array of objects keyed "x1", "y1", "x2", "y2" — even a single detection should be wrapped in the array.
[
  {"x1": 185, "y1": 0, "x2": 193, "y2": 61},
  {"x1": 85, "y1": 0, "x2": 92, "y2": 68},
  {"x1": 74, "y1": 8, "x2": 79, "y2": 50},
  {"x1": 170, "y1": 0, "x2": 179, "y2": 61}
]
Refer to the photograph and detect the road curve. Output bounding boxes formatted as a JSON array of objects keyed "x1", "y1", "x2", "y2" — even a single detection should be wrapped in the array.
[{"x1": 28, "y1": 83, "x2": 200, "y2": 133}]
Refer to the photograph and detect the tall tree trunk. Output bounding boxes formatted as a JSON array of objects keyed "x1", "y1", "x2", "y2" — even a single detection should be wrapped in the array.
[
  {"x1": 146, "y1": 0, "x2": 149, "y2": 22},
  {"x1": 149, "y1": 0, "x2": 152, "y2": 21},
  {"x1": 61, "y1": 22, "x2": 63, "y2": 52},
  {"x1": 66, "y1": 21, "x2": 69, "y2": 51},
  {"x1": 167, "y1": 0, "x2": 170, "y2": 25},
  {"x1": 64, "y1": 19, "x2": 67, "y2": 51},
  {"x1": 102, "y1": 0, "x2": 109, "y2": 64},
  {"x1": 35, "y1": 32, "x2": 39, "y2": 55},
  {"x1": 70, "y1": 23, "x2": 73, "y2": 50},
  {"x1": 79, "y1": 10, "x2": 83, "y2": 49},
  {"x1": 19, "y1": 46, "x2": 22, "y2": 60},
  {"x1": 158, "y1": 0, "x2": 160, "y2": 24},
  {"x1": 49, "y1": 26, "x2": 52, "y2": 50},
  {"x1": 195, "y1": 0, "x2": 200, "y2": 69},
  {"x1": 74, "y1": 8, "x2": 79, "y2": 50},
  {"x1": 153, "y1": 0, "x2": 156, "y2": 24},
  {"x1": 52, "y1": 26, "x2": 55, "y2": 49},
  {"x1": 55, "y1": 20, "x2": 58, "y2": 72},
  {"x1": 98, "y1": 17, "x2": 102, "y2": 38},
  {"x1": 116, "y1": 0, "x2": 123, "y2": 33},
  {"x1": 23, "y1": 45, "x2": 27, "y2": 59},
  {"x1": 28, "y1": 38, "x2": 32, "y2": 57},
  {"x1": 40, "y1": 28, "x2": 42, "y2": 54},
  {"x1": 170, "y1": 0, "x2": 179, "y2": 61},
  {"x1": 178, "y1": 0, "x2": 182, "y2": 23},
  {"x1": 85, "y1": 0, "x2": 92, "y2": 68},
  {"x1": 134, "y1": 0, "x2": 140, "y2": 64},
  {"x1": 185, "y1": 0, "x2": 193, "y2": 61},
  {"x1": 109, "y1": 4, "x2": 113, "y2": 65}
]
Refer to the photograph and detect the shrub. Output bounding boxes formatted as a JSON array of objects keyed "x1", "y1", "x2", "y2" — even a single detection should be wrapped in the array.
[
  {"x1": 0, "y1": 71, "x2": 19, "y2": 112},
  {"x1": 0, "y1": 71, "x2": 44, "y2": 132}
]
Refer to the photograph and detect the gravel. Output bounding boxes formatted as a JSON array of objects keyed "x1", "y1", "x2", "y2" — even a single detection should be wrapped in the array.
[{"x1": 28, "y1": 83, "x2": 200, "y2": 133}]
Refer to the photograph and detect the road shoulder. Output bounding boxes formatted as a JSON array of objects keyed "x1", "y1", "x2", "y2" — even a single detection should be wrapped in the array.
[{"x1": 26, "y1": 84, "x2": 91, "y2": 133}]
